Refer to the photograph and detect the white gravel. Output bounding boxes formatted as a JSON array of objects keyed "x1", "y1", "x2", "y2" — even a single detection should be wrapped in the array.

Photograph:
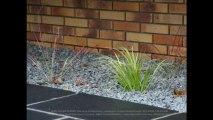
[{"x1": 27, "y1": 44, "x2": 187, "y2": 113}]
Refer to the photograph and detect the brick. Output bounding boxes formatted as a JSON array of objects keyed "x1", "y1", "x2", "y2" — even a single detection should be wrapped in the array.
[
  {"x1": 30, "y1": 23, "x2": 52, "y2": 33},
  {"x1": 55, "y1": 44, "x2": 75, "y2": 50},
  {"x1": 52, "y1": 26, "x2": 74, "y2": 36},
  {"x1": 113, "y1": 1, "x2": 139, "y2": 11},
  {"x1": 168, "y1": 46, "x2": 186, "y2": 57},
  {"x1": 152, "y1": 54, "x2": 176, "y2": 60},
  {"x1": 27, "y1": 23, "x2": 30, "y2": 31},
  {"x1": 40, "y1": 33, "x2": 63, "y2": 42},
  {"x1": 183, "y1": 36, "x2": 187, "y2": 46},
  {"x1": 42, "y1": 16, "x2": 63, "y2": 25},
  {"x1": 144, "y1": 0, "x2": 153, "y2": 1},
  {"x1": 139, "y1": 43, "x2": 167, "y2": 54},
  {"x1": 27, "y1": 0, "x2": 40, "y2": 5},
  {"x1": 113, "y1": 21, "x2": 140, "y2": 32},
  {"x1": 41, "y1": 0, "x2": 63, "y2": 6},
  {"x1": 52, "y1": 7, "x2": 74, "y2": 17},
  {"x1": 136, "y1": 53, "x2": 151, "y2": 60},
  {"x1": 126, "y1": 12, "x2": 152, "y2": 23},
  {"x1": 27, "y1": 15, "x2": 41, "y2": 23},
  {"x1": 126, "y1": 32, "x2": 152, "y2": 43},
  {"x1": 88, "y1": 38, "x2": 112, "y2": 48},
  {"x1": 100, "y1": 30, "x2": 125, "y2": 40},
  {"x1": 169, "y1": 4, "x2": 186, "y2": 14},
  {"x1": 87, "y1": 0, "x2": 112, "y2": 10},
  {"x1": 75, "y1": 47, "x2": 99, "y2": 54},
  {"x1": 154, "y1": 14, "x2": 182, "y2": 24},
  {"x1": 29, "y1": 41, "x2": 52, "y2": 48},
  {"x1": 154, "y1": 0, "x2": 184, "y2": 3},
  {"x1": 64, "y1": 0, "x2": 87, "y2": 7},
  {"x1": 27, "y1": 32, "x2": 40, "y2": 40},
  {"x1": 99, "y1": 49, "x2": 120, "y2": 56},
  {"x1": 40, "y1": 42, "x2": 52, "y2": 48},
  {"x1": 100, "y1": 11, "x2": 125, "y2": 20},
  {"x1": 41, "y1": 7, "x2": 51, "y2": 15},
  {"x1": 74, "y1": 47, "x2": 88, "y2": 52},
  {"x1": 153, "y1": 34, "x2": 182, "y2": 45},
  {"x1": 113, "y1": 41, "x2": 139, "y2": 51},
  {"x1": 63, "y1": 45, "x2": 75, "y2": 50},
  {"x1": 184, "y1": 15, "x2": 187, "y2": 25},
  {"x1": 64, "y1": 36, "x2": 87, "y2": 46},
  {"x1": 29, "y1": 6, "x2": 51, "y2": 15},
  {"x1": 76, "y1": 28, "x2": 99, "y2": 38},
  {"x1": 25, "y1": 6, "x2": 32, "y2": 14},
  {"x1": 170, "y1": 26, "x2": 186, "y2": 35},
  {"x1": 140, "y1": 3, "x2": 168, "y2": 13},
  {"x1": 141, "y1": 23, "x2": 169, "y2": 34},
  {"x1": 27, "y1": 6, "x2": 30, "y2": 13},
  {"x1": 65, "y1": 18, "x2": 87, "y2": 27},
  {"x1": 75, "y1": 9, "x2": 99, "y2": 18},
  {"x1": 89, "y1": 20, "x2": 112, "y2": 29}
]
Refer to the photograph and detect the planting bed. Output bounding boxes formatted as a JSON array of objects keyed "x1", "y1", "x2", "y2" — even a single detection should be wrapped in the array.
[{"x1": 27, "y1": 43, "x2": 187, "y2": 113}]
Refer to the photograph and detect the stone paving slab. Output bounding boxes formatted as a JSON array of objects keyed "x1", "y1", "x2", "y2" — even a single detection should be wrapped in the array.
[
  {"x1": 157, "y1": 113, "x2": 186, "y2": 120},
  {"x1": 27, "y1": 109, "x2": 61, "y2": 120},
  {"x1": 27, "y1": 84, "x2": 74, "y2": 104},
  {"x1": 27, "y1": 84, "x2": 186, "y2": 120}
]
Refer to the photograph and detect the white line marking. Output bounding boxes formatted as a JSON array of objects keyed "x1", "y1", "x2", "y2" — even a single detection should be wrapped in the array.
[
  {"x1": 151, "y1": 112, "x2": 185, "y2": 120},
  {"x1": 53, "y1": 116, "x2": 69, "y2": 120},
  {"x1": 27, "y1": 108, "x2": 85, "y2": 120},
  {"x1": 53, "y1": 116, "x2": 70, "y2": 120},
  {"x1": 27, "y1": 93, "x2": 78, "y2": 107}
]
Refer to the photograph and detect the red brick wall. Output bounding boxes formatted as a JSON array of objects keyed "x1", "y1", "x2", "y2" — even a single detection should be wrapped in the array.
[{"x1": 27, "y1": 0, "x2": 187, "y2": 61}]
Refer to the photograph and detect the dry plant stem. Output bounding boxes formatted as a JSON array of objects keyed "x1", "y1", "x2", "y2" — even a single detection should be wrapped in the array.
[
  {"x1": 50, "y1": 28, "x2": 61, "y2": 82},
  {"x1": 60, "y1": 47, "x2": 94, "y2": 78},
  {"x1": 31, "y1": 32, "x2": 53, "y2": 81},
  {"x1": 27, "y1": 56, "x2": 50, "y2": 81},
  {"x1": 27, "y1": 7, "x2": 60, "y2": 82},
  {"x1": 30, "y1": 31, "x2": 52, "y2": 81},
  {"x1": 28, "y1": 7, "x2": 52, "y2": 81},
  {"x1": 59, "y1": 47, "x2": 85, "y2": 78}
]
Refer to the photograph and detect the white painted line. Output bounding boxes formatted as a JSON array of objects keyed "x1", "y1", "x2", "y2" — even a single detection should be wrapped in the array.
[
  {"x1": 54, "y1": 116, "x2": 82, "y2": 120},
  {"x1": 151, "y1": 112, "x2": 185, "y2": 120},
  {"x1": 27, "y1": 108, "x2": 85, "y2": 120},
  {"x1": 27, "y1": 93, "x2": 78, "y2": 107},
  {"x1": 53, "y1": 116, "x2": 70, "y2": 120}
]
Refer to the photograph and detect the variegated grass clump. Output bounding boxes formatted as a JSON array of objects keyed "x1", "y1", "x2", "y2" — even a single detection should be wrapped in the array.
[{"x1": 96, "y1": 47, "x2": 167, "y2": 92}]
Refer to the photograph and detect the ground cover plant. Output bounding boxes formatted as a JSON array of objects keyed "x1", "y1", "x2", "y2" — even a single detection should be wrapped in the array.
[{"x1": 95, "y1": 47, "x2": 169, "y2": 92}]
